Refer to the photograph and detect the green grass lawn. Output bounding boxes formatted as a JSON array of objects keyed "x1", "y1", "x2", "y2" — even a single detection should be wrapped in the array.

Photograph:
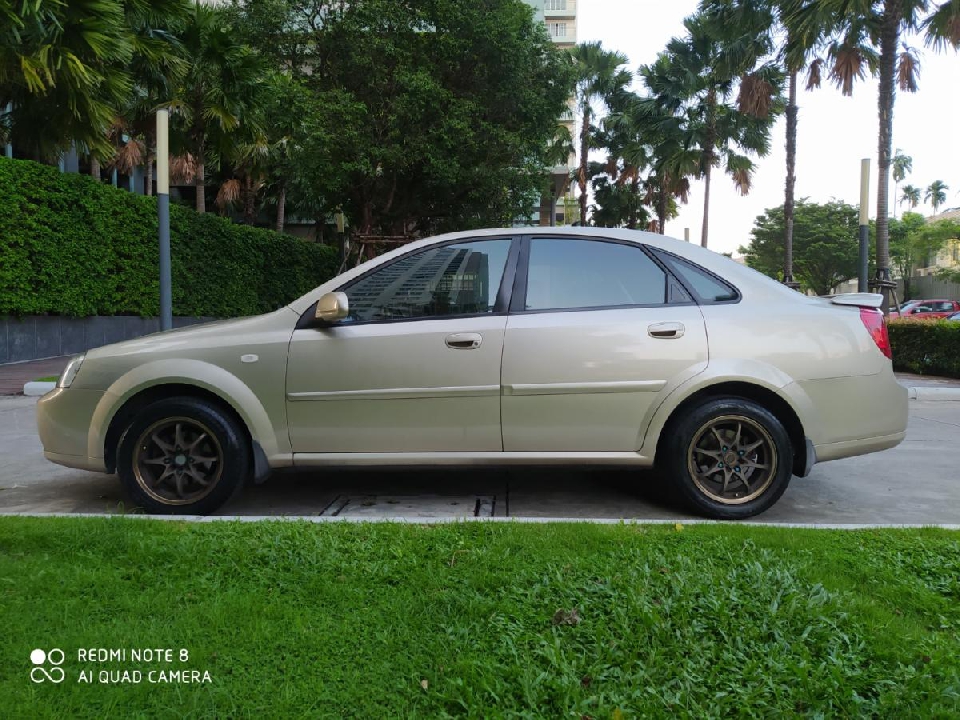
[
  {"x1": 32, "y1": 376, "x2": 58, "y2": 383},
  {"x1": 2, "y1": 518, "x2": 959, "y2": 718}
]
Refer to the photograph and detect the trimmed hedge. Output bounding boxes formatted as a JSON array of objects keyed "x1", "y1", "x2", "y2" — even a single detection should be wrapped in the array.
[
  {"x1": 0, "y1": 157, "x2": 337, "y2": 317},
  {"x1": 888, "y1": 319, "x2": 960, "y2": 379}
]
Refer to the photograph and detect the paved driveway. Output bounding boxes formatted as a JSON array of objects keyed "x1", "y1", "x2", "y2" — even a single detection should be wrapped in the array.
[{"x1": 1, "y1": 395, "x2": 958, "y2": 523}]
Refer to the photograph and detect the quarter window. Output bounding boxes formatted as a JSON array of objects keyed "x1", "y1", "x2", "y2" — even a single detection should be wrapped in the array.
[
  {"x1": 342, "y1": 239, "x2": 512, "y2": 322},
  {"x1": 524, "y1": 238, "x2": 667, "y2": 310},
  {"x1": 658, "y1": 253, "x2": 739, "y2": 303}
]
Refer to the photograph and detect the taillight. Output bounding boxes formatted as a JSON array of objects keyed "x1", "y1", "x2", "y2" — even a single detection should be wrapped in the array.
[{"x1": 859, "y1": 307, "x2": 892, "y2": 359}]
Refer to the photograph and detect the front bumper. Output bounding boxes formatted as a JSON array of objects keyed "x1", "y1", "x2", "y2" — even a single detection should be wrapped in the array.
[{"x1": 36, "y1": 387, "x2": 109, "y2": 473}]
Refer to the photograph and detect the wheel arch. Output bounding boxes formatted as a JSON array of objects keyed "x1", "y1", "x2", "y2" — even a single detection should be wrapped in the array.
[
  {"x1": 651, "y1": 381, "x2": 808, "y2": 477},
  {"x1": 93, "y1": 360, "x2": 284, "y2": 481}
]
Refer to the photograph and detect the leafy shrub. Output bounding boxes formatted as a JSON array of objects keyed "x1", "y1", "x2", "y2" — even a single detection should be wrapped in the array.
[
  {"x1": 0, "y1": 157, "x2": 337, "y2": 317},
  {"x1": 888, "y1": 318, "x2": 960, "y2": 378}
]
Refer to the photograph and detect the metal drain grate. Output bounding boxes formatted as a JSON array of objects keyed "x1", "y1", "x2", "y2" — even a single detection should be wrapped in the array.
[{"x1": 321, "y1": 494, "x2": 495, "y2": 518}]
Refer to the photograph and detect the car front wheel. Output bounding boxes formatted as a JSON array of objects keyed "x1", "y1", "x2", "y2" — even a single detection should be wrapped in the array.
[
  {"x1": 116, "y1": 397, "x2": 250, "y2": 515},
  {"x1": 664, "y1": 397, "x2": 793, "y2": 520}
]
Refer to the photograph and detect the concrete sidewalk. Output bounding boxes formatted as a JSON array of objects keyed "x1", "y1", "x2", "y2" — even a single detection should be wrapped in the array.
[{"x1": 0, "y1": 356, "x2": 70, "y2": 395}]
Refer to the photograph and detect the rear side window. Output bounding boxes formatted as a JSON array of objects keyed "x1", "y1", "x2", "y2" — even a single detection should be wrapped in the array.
[
  {"x1": 658, "y1": 252, "x2": 739, "y2": 303},
  {"x1": 524, "y1": 238, "x2": 667, "y2": 310}
]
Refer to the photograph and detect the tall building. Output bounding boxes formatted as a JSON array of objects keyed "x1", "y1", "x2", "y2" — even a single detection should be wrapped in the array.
[{"x1": 523, "y1": 0, "x2": 578, "y2": 226}]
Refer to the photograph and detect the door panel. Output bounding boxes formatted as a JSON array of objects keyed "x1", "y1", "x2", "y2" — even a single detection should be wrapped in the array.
[
  {"x1": 500, "y1": 307, "x2": 707, "y2": 451},
  {"x1": 287, "y1": 316, "x2": 506, "y2": 452},
  {"x1": 501, "y1": 236, "x2": 708, "y2": 452},
  {"x1": 285, "y1": 237, "x2": 515, "y2": 453}
]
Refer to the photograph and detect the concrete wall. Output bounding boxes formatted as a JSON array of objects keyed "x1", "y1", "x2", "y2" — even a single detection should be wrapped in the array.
[{"x1": 0, "y1": 315, "x2": 217, "y2": 364}]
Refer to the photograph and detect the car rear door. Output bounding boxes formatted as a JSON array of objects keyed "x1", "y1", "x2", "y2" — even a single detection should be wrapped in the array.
[{"x1": 499, "y1": 236, "x2": 709, "y2": 452}]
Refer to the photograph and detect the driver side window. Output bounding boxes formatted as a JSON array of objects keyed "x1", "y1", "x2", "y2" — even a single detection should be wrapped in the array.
[{"x1": 342, "y1": 239, "x2": 512, "y2": 323}]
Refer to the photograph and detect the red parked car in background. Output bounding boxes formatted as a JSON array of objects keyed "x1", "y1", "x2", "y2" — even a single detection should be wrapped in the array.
[{"x1": 890, "y1": 299, "x2": 960, "y2": 319}]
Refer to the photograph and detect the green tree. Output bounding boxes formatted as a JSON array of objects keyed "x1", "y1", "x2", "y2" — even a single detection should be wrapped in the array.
[
  {"x1": 645, "y1": 11, "x2": 782, "y2": 248},
  {"x1": 274, "y1": 0, "x2": 573, "y2": 236},
  {"x1": 571, "y1": 42, "x2": 630, "y2": 226},
  {"x1": 925, "y1": 179, "x2": 949, "y2": 214},
  {"x1": 700, "y1": 0, "x2": 821, "y2": 284},
  {"x1": 169, "y1": 4, "x2": 265, "y2": 213},
  {"x1": 891, "y1": 148, "x2": 912, "y2": 216},
  {"x1": 800, "y1": 0, "x2": 960, "y2": 308},
  {"x1": 890, "y1": 213, "x2": 960, "y2": 295},
  {"x1": 1, "y1": 1, "x2": 189, "y2": 163},
  {"x1": 900, "y1": 183, "x2": 921, "y2": 210},
  {"x1": 739, "y1": 199, "x2": 861, "y2": 295}
]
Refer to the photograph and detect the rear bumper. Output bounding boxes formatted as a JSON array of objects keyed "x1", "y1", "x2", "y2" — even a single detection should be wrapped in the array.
[{"x1": 814, "y1": 430, "x2": 906, "y2": 463}]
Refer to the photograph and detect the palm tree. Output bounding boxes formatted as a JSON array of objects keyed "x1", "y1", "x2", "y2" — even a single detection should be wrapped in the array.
[
  {"x1": 170, "y1": 4, "x2": 264, "y2": 213},
  {"x1": 900, "y1": 183, "x2": 921, "y2": 210},
  {"x1": 925, "y1": 180, "x2": 949, "y2": 214},
  {"x1": 644, "y1": 12, "x2": 781, "y2": 248},
  {"x1": 806, "y1": 0, "x2": 960, "y2": 309},
  {"x1": 891, "y1": 148, "x2": 912, "y2": 217},
  {"x1": 571, "y1": 42, "x2": 630, "y2": 226},
  {"x1": 1, "y1": 0, "x2": 133, "y2": 162}
]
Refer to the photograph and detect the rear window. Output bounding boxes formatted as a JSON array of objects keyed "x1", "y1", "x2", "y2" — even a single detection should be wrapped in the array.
[{"x1": 657, "y1": 253, "x2": 739, "y2": 303}]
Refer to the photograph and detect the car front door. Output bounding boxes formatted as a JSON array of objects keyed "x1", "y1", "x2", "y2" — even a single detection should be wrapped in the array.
[
  {"x1": 286, "y1": 237, "x2": 517, "y2": 453},
  {"x1": 500, "y1": 236, "x2": 710, "y2": 452}
]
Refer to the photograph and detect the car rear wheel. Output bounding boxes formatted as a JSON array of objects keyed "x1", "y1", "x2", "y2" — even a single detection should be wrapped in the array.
[
  {"x1": 116, "y1": 397, "x2": 249, "y2": 515},
  {"x1": 663, "y1": 397, "x2": 793, "y2": 519}
]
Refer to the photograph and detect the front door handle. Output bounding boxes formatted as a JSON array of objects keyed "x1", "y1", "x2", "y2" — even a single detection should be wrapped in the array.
[
  {"x1": 648, "y1": 322, "x2": 685, "y2": 339},
  {"x1": 445, "y1": 332, "x2": 483, "y2": 349}
]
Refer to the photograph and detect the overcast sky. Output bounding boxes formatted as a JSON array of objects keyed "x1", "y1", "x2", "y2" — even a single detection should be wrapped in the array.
[{"x1": 578, "y1": 0, "x2": 960, "y2": 255}]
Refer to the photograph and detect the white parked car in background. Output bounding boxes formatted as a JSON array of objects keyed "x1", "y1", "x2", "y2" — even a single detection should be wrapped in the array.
[{"x1": 37, "y1": 228, "x2": 908, "y2": 519}]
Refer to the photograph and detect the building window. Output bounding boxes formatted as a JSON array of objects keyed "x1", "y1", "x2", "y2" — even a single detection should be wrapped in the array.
[
  {"x1": 545, "y1": 0, "x2": 568, "y2": 10},
  {"x1": 549, "y1": 22, "x2": 567, "y2": 38}
]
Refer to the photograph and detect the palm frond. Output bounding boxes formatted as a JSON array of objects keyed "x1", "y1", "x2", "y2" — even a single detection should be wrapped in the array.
[
  {"x1": 216, "y1": 178, "x2": 242, "y2": 212},
  {"x1": 897, "y1": 48, "x2": 920, "y2": 92}
]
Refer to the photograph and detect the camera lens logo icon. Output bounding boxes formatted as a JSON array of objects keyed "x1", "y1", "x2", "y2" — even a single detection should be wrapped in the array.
[{"x1": 30, "y1": 649, "x2": 65, "y2": 684}]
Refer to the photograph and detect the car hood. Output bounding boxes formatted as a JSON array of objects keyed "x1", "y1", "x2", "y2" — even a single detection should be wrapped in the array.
[{"x1": 84, "y1": 308, "x2": 298, "y2": 361}]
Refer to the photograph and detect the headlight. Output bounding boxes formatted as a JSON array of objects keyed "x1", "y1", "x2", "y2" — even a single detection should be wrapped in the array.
[{"x1": 57, "y1": 354, "x2": 85, "y2": 389}]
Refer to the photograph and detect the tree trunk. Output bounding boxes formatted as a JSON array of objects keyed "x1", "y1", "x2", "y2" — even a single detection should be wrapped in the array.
[
  {"x1": 627, "y1": 175, "x2": 640, "y2": 229},
  {"x1": 783, "y1": 71, "x2": 798, "y2": 287},
  {"x1": 578, "y1": 105, "x2": 590, "y2": 226},
  {"x1": 657, "y1": 179, "x2": 668, "y2": 235},
  {"x1": 243, "y1": 175, "x2": 256, "y2": 225},
  {"x1": 195, "y1": 160, "x2": 206, "y2": 214},
  {"x1": 145, "y1": 157, "x2": 154, "y2": 196},
  {"x1": 275, "y1": 184, "x2": 286, "y2": 233},
  {"x1": 874, "y1": 0, "x2": 901, "y2": 312},
  {"x1": 700, "y1": 88, "x2": 717, "y2": 249},
  {"x1": 90, "y1": 156, "x2": 100, "y2": 179}
]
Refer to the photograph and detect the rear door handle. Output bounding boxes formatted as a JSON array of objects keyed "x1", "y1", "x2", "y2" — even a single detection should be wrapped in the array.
[
  {"x1": 648, "y1": 322, "x2": 685, "y2": 339},
  {"x1": 445, "y1": 332, "x2": 483, "y2": 349}
]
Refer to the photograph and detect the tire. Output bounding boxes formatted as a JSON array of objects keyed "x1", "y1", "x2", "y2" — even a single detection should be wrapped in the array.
[
  {"x1": 116, "y1": 397, "x2": 250, "y2": 515},
  {"x1": 662, "y1": 397, "x2": 793, "y2": 520}
]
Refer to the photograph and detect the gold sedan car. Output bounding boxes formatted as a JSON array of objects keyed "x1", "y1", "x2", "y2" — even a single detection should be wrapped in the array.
[{"x1": 37, "y1": 228, "x2": 908, "y2": 518}]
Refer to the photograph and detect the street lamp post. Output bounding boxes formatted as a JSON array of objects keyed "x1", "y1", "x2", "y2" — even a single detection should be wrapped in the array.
[
  {"x1": 157, "y1": 109, "x2": 172, "y2": 331},
  {"x1": 858, "y1": 158, "x2": 870, "y2": 293}
]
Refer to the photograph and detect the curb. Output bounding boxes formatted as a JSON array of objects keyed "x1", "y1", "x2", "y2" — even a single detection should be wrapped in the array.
[
  {"x1": 906, "y1": 386, "x2": 960, "y2": 402},
  {"x1": 23, "y1": 381, "x2": 56, "y2": 397},
  {"x1": 0, "y1": 512, "x2": 958, "y2": 530}
]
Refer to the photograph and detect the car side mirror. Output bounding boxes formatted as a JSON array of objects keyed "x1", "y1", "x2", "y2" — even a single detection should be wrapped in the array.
[{"x1": 316, "y1": 291, "x2": 349, "y2": 323}]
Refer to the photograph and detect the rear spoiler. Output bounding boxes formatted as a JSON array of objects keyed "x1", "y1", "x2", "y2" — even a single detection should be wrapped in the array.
[{"x1": 827, "y1": 293, "x2": 883, "y2": 309}]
